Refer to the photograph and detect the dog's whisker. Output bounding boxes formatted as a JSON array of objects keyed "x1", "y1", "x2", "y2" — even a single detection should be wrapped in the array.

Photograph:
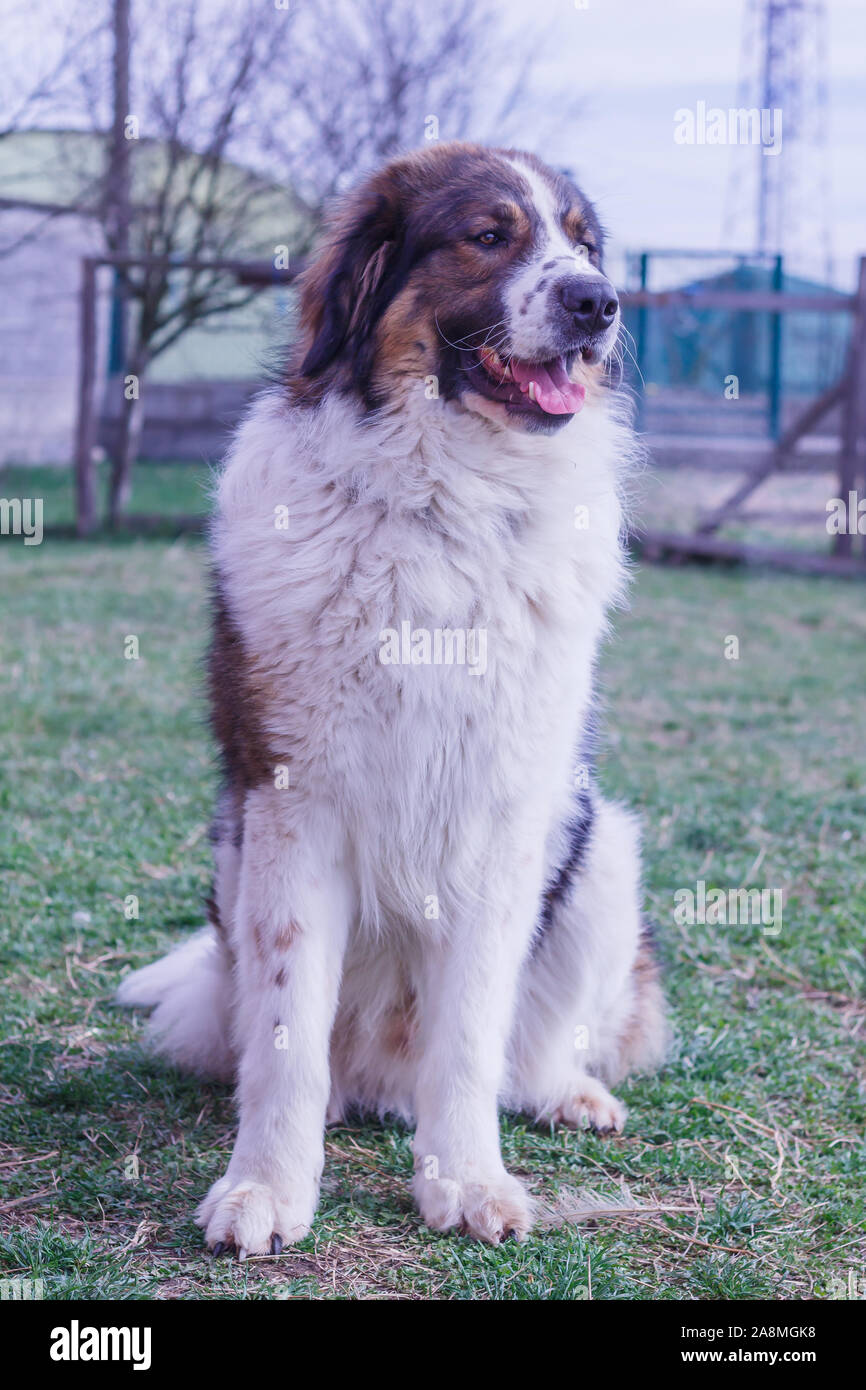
[{"x1": 434, "y1": 313, "x2": 510, "y2": 350}]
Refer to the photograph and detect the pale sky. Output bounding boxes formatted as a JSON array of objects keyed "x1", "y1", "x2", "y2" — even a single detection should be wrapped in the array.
[
  {"x1": 5, "y1": 0, "x2": 864, "y2": 287},
  {"x1": 522, "y1": 0, "x2": 866, "y2": 287}
]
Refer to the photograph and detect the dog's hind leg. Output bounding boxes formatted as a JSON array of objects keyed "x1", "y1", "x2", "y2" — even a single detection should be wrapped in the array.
[{"x1": 505, "y1": 798, "x2": 666, "y2": 1132}]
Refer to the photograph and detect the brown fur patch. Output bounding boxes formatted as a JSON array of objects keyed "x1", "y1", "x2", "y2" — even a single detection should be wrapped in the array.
[
  {"x1": 209, "y1": 585, "x2": 278, "y2": 791},
  {"x1": 274, "y1": 921, "x2": 300, "y2": 951},
  {"x1": 372, "y1": 293, "x2": 433, "y2": 388},
  {"x1": 382, "y1": 992, "x2": 417, "y2": 1060},
  {"x1": 562, "y1": 204, "x2": 599, "y2": 262},
  {"x1": 204, "y1": 885, "x2": 237, "y2": 968}
]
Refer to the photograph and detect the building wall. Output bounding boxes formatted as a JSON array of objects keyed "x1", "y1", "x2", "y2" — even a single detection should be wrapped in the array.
[
  {"x1": 99, "y1": 378, "x2": 259, "y2": 463},
  {"x1": 0, "y1": 206, "x2": 110, "y2": 465}
]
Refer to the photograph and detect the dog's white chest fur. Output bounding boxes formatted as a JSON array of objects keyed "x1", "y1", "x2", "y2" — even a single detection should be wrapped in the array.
[{"x1": 213, "y1": 389, "x2": 628, "y2": 929}]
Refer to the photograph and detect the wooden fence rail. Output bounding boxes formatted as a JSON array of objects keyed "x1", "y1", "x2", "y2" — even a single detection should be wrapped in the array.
[
  {"x1": 75, "y1": 254, "x2": 866, "y2": 572},
  {"x1": 621, "y1": 256, "x2": 866, "y2": 573}
]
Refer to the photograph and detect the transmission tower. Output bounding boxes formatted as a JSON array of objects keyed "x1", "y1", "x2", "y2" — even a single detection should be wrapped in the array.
[{"x1": 724, "y1": 0, "x2": 833, "y2": 282}]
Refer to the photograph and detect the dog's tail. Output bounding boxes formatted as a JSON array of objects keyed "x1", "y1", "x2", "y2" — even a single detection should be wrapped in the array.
[{"x1": 116, "y1": 927, "x2": 235, "y2": 1081}]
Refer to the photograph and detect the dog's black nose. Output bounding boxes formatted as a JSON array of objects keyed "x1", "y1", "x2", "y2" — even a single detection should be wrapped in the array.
[{"x1": 558, "y1": 276, "x2": 619, "y2": 334}]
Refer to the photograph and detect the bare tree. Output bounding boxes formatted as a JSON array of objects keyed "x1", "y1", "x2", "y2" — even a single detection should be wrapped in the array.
[
  {"x1": 0, "y1": 1, "x2": 101, "y2": 142},
  {"x1": 264, "y1": 0, "x2": 585, "y2": 217},
  {"x1": 0, "y1": 2, "x2": 107, "y2": 259},
  {"x1": 2, "y1": 1, "x2": 300, "y2": 525},
  {"x1": 89, "y1": 0, "x2": 302, "y2": 524}
]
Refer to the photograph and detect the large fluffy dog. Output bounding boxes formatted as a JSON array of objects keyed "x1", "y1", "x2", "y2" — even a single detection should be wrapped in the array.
[{"x1": 118, "y1": 142, "x2": 665, "y2": 1254}]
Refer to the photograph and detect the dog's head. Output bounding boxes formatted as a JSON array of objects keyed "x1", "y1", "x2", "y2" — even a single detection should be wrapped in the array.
[{"x1": 289, "y1": 142, "x2": 619, "y2": 433}]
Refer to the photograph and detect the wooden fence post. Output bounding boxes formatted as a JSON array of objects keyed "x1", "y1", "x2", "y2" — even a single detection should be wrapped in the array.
[
  {"x1": 835, "y1": 256, "x2": 866, "y2": 559},
  {"x1": 858, "y1": 259, "x2": 866, "y2": 561},
  {"x1": 74, "y1": 257, "x2": 99, "y2": 537}
]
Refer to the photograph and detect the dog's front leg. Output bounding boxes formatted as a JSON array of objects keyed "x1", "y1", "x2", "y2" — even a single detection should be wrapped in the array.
[
  {"x1": 197, "y1": 789, "x2": 352, "y2": 1257},
  {"x1": 411, "y1": 849, "x2": 544, "y2": 1243}
]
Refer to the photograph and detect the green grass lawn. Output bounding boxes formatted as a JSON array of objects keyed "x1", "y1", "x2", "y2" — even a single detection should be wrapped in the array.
[
  {"x1": 0, "y1": 461, "x2": 213, "y2": 533},
  {"x1": 0, "y1": 511, "x2": 864, "y2": 1300}
]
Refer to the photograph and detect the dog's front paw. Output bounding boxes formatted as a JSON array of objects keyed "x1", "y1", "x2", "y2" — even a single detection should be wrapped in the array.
[
  {"x1": 196, "y1": 1172, "x2": 315, "y2": 1259},
  {"x1": 413, "y1": 1165, "x2": 532, "y2": 1244},
  {"x1": 546, "y1": 1074, "x2": 626, "y2": 1134}
]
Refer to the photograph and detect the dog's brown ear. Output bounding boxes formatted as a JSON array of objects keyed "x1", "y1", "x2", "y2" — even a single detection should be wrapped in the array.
[{"x1": 299, "y1": 183, "x2": 405, "y2": 379}]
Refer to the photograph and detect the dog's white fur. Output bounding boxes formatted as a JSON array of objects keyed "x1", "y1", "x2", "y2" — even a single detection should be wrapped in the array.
[
  {"x1": 118, "y1": 150, "x2": 665, "y2": 1253},
  {"x1": 503, "y1": 155, "x2": 612, "y2": 361}
]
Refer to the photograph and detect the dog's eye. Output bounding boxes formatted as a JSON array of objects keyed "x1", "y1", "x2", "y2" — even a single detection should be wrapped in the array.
[{"x1": 474, "y1": 230, "x2": 504, "y2": 247}]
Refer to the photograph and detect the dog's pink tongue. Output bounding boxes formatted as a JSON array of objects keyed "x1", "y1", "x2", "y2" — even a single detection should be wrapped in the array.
[{"x1": 511, "y1": 357, "x2": 586, "y2": 415}]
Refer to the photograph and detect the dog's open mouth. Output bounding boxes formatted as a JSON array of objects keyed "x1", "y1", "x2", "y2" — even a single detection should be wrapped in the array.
[{"x1": 464, "y1": 346, "x2": 587, "y2": 417}]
